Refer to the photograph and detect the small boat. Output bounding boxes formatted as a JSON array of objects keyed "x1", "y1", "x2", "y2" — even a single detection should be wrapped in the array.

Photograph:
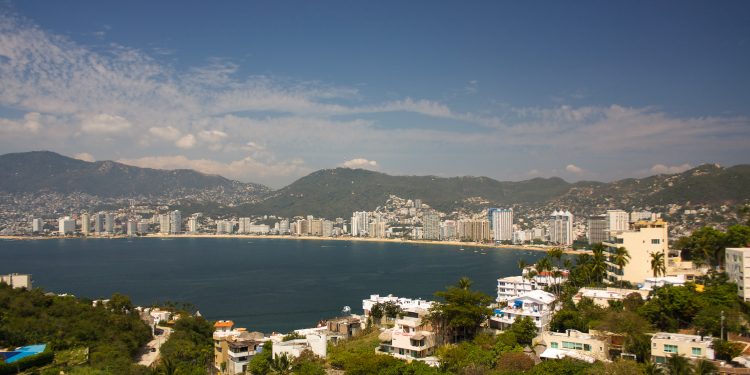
[{"x1": 459, "y1": 248, "x2": 465, "y2": 251}]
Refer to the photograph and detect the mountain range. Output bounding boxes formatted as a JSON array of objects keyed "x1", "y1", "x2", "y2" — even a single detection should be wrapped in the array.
[{"x1": 1, "y1": 151, "x2": 749, "y2": 218}]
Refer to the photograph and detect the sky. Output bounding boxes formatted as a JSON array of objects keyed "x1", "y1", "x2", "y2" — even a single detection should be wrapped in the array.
[{"x1": 1, "y1": 1, "x2": 749, "y2": 187}]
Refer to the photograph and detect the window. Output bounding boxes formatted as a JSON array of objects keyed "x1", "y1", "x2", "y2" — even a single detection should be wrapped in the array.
[
  {"x1": 692, "y1": 347, "x2": 702, "y2": 356},
  {"x1": 551, "y1": 342, "x2": 558, "y2": 349},
  {"x1": 651, "y1": 239, "x2": 661, "y2": 244},
  {"x1": 664, "y1": 344, "x2": 678, "y2": 353},
  {"x1": 584, "y1": 344, "x2": 592, "y2": 352},
  {"x1": 563, "y1": 341, "x2": 584, "y2": 350}
]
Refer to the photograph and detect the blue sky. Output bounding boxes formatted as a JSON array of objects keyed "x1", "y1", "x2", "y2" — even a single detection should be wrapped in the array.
[{"x1": 1, "y1": 1, "x2": 749, "y2": 187}]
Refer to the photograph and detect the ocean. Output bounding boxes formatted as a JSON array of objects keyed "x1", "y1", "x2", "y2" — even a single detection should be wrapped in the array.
[{"x1": 0, "y1": 237, "x2": 545, "y2": 333}]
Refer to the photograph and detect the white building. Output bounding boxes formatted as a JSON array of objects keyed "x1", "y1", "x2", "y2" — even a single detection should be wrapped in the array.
[
  {"x1": 423, "y1": 212, "x2": 440, "y2": 240},
  {"x1": 81, "y1": 213, "x2": 90, "y2": 235},
  {"x1": 725, "y1": 248, "x2": 750, "y2": 301},
  {"x1": 650, "y1": 333, "x2": 714, "y2": 364},
  {"x1": 490, "y1": 290, "x2": 557, "y2": 331},
  {"x1": 95, "y1": 212, "x2": 105, "y2": 233},
  {"x1": 549, "y1": 210, "x2": 574, "y2": 246},
  {"x1": 58, "y1": 216, "x2": 75, "y2": 235},
  {"x1": 491, "y1": 208, "x2": 513, "y2": 242},
  {"x1": 216, "y1": 220, "x2": 234, "y2": 234},
  {"x1": 640, "y1": 275, "x2": 686, "y2": 291},
  {"x1": 32, "y1": 218, "x2": 43, "y2": 233},
  {"x1": 272, "y1": 333, "x2": 327, "y2": 359},
  {"x1": 377, "y1": 304, "x2": 438, "y2": 365},
  {"x1": 127, "y1": 220, "x2": 137, "y2": 236},
  {"x1": 188, "y1": 217, "x2": 198, "y2": 233},
  {"x1": 105, "y1": 213, "x2": 114, "y2": 234},
  {"x1": 169, "y1": 210, "x2": 181, "y2": 234},
  {"x1": 496, "y1": 276, "x2": 537, "y2": 302},
  {"x1": 362, "y1": 294, "x2": 434, "y2": 319},
  {"x1": 572, "y1": 287, "x2": 649, "y2": 308},
  {"x1": 605, "y1": 209, "x2": 629, "y2": 234},
  {"x1": 351, "y1": 211, "x2": 370, "y2": 237}
]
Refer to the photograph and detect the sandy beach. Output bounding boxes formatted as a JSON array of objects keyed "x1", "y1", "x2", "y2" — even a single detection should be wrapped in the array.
[{"x1": 0, "y1": 233, "x2": 586, "y2": 254}]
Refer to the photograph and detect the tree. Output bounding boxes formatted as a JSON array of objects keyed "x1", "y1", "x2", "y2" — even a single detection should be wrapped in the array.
[
  {"x1": 370, "y1": 303, "x2": 384, "y2": 325},
  {"x1": 650, "y1": 251, "x2": 666, "y2": 278},
  {"x1": 713, "y1": 339, "x2": 742, "y2": 361},
  {"x1": 509, "y1": 316, "x2": 537, "y2": 346},
  {"x1": 383, "y1": 301, "x2": 402, "y2": 320},
  {"x1": 612, "y1": 247, "x2": 631, "y2": 286},
  {"x1": 270, "y1": 354, "x2": 292, "y2": 375},
  {"x1": 495, "y1": 352, "x2": 534, "y2": 373},
  {"x1": 642, "y1": 361, "x2": 665, "y2": 375},
  {"x1": 590, "y1": 244, "x2": 608, "y2": 283},
  {"x1": 428, "y1": 278, "x2": 493, "y2": 342},
  {"x1": 692, "y1": 359, "x2": 718, "y2": 375},
  {"x1": 457, "y1": 277, "x2": 473, "y2": 290},
  {"x1": 665, "y1": 354, "x2": 692, "y2": 375}
]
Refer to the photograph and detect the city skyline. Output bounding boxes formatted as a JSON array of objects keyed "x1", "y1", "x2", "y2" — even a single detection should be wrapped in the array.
[{"x1": 1, "y1": 2, "x2": 749, "y2": 187}]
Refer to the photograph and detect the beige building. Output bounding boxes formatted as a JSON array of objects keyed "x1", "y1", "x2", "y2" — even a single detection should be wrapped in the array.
[
  {"x1": 377, "y1": 305, "x2": 438, "y2": 364},
  {"x1": 726, "y1": 248, "x2": 750, "y2": 301},
  {"x1": 650, "y1": 333, "x2": 714, "y2": 364},
  {"x1": 0, "y1": 273, "x2": 32, "y2": 289},
  {"x1": 541, "y1": 329, "x2": 613, "y2": 363},
  {"x1": 604, "y1": 220, "x2": 668, "y2": 284},
  {"x1": 213, "y1": 320, "x2": 266, "y2": 374}
]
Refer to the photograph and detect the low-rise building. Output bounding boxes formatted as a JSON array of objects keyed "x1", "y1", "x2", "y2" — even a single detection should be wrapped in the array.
[
  {"x1": 272, "y1": 333, "x2": 327, "y2": 359},
  {"x1": 213, "y1": 320, "x2": 267, "y2": 374},
  {"x1": 541, "y1": 329, "x2": 612, "y2": 363},
  {"x1": 496, "y1": 275, "x2": 536, "y2": 302},
  {"x1": 726, "y1": 248, "x2": 750, "y2": 302},
  {"x1": 0, "y1": 273, "x2": 32, "y2": 289},
  {"x1": 572, "y1": 287, "x2": 649, "y2": 308},
  {"x1": 490, "y1": 290, "x2": 557, "y2": 331},
  {"x1": 650, "y1": 333, "x2": 714, "y2": 364},
  {"x1": 640, "y1": 275, "x2": 687, "y2": 291},
  {"x1": 376, "y1": 302, "x2": 438, "y2": 365},
  {"x1": 362, "y1": 294, "x2": 433, "y2": 323}
]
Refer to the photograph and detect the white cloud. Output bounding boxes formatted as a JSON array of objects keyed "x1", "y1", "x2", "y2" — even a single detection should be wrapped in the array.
[
  {"x1": 175, "y1": 134, "x2": 196, "y2": 149},
  {"x1": 73, "y1": 152, "x2": 95, "y2": 162},
  {"x1": 565, "y1": 164, "x2": 584, "y2": 174},
  {"x1": 149, "y1": 126, "x2": 182, "y2": 141},
  {"x1": 79, "y1": 113, "x2": 131, "y2": 134},
  {"x1": 650, "y1": 163, "x2": 693, "y2": 174},
  {"x1": 197, "y1": 129, "x2": 228, "y2": 143},
  {"x1": 341, "y1": 158, "x2": 379, "y2": 170}
]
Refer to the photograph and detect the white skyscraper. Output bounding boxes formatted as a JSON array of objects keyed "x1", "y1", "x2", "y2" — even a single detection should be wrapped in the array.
[
  {"x1": 58, "y1": 217, "x2": 75, "y2": 235},
  {"x1": 423, "y1": 212, "x2": 440, "y2": 240},
  {"x1": 606, "y1": 209, "x2": 629, "y2": 233},
  {"x1": 548, "y1": 210, "x2": 574, "y2": 246},
  {"x1": 188, "y1": 217, "x2": 198, "y2": 233},
  {"x1": 81, "y1": 213, "x2": 90, "y2": 235},
  {"x1": 127, "y1": 220, "x2": 137, "y2": 236},
  {"x1": 160, "y1": 214, "x2": 171, "y2": 234},
  {"x1": 169, "y1": 210, "x2": 181, "y2": 234},
  {"x1": 491, "y1": 208, "x2": 513, "y2": 242},
  {"x1": 104, "y1": 213, "x2": 114, "y2": 234},
  {"x1": 32, "y1": 218, "x2": 43, "y2": 233},
  {"x1": 351, "y1": 211, "x2": 370, "y2": 237},
  {"x1": 95, "y1": 213, "x2": 105, "y2": 233}
]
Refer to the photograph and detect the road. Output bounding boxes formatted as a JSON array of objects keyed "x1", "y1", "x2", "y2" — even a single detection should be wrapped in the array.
[{"x1": 137, "y1": 326, "x2": 172, "y2": 367}]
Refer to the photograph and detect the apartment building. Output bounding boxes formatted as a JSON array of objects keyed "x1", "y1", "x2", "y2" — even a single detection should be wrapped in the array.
[
  {"x1": 650, "y1": 333, "x2": 714, "y2": 364},
  {"x1": 490, "y1": 290, "x2": 557, "y2": 331},
  {"x1": 604, "y1": 219, "x2": 669, "y2": 284},
  {"x1": 726, "y1": 248, "x2": 750, "y2": 302},
  {"x1": 541, "y1": 329, "x2": 613, "y2": 363}
]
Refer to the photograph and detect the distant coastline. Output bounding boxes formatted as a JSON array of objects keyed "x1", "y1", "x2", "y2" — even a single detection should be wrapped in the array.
[{"x1": 0, "y1": 234, "x2": 585, "y2": 254}]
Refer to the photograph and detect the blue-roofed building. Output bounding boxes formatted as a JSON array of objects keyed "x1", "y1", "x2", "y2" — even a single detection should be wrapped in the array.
[{"x1": 0, "y1": 344, "x2": 46, "y2": 363}]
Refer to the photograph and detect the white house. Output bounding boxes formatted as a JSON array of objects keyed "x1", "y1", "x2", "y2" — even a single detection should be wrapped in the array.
[
  {"x1": 572, "y1": 287, "x2": 649, "y2": 308},
  {"x1": 376, "y1": 304, "x2": 438, "y2": 365},
  {"x1": 272, "y1": 333, "x2": 327, "y2": 359},
  {"x1": 490, "y1": 290, "x2": 557, "y2": 331},
  {"x1": 650, "y1": 333, "x2": 714, "y2": 364}
]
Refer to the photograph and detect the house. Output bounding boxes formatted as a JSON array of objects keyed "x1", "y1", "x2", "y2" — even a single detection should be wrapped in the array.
[
  {"x1": 572, "y1": 287, "x2": 649, "y2": 308},
  {"x1": 362, "y1": 294, "x2": 433, "y2": 322},
  {"x1": 541, "y1": 329, "x2": 612, "y2": 363},
  {"x1": 213, "y1": 320, "x2": 267, "y2": 374},
  {"x1": 325, "y1": 316, "x2": 363, "y2": 339},
  {"x1": 490, "y1": 290, "x2": 557, "y2": 331},
  {"x1": 272, "y1": 333, "x2": 327, "y2": 359},
  {"x1": 650, "y1": 333, "x2": 714, "y2": 364},
  {"x1": 376, "y1": 303, "x2": 438, "y2": 365},
  {"x1": 496, "y1": 275, "x2": 536, "y2": 302},
  {"x1": 0, "y1": 273, "x2": 32, "y2": 289},
  {"x1": 640, "y1": 275, "x2": 687, "y2": 291}
]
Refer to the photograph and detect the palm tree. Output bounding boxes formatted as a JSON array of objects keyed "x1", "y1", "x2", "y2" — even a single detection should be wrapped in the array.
[
  {"x1": 536, "y1": 257, "x2": 553, "y2": 287},
  {"x1": 650, "y1": 251, "x2": 667, "y2": 278},
  {"x1": 642, "y1": 362, "x2": 665, "y2": 375},
  {"x1": 457, "y1": 276, "x2": 473, "y2": 290},
  {"x1": 157, "y1": 358, "x2": 181, "y2": 375},
  {"x1": 270, "y1": 354, "x2": 292, "y2": 375},
  {"x1": 590, "y1": 244, "x2": 608, "y2": 284},
  {"x1": 666, "y1": 354, "x2": 692, "y2": 375},
  {"x1": 613, "y1": 247, "x2": 631, "y2": 286},
  {"x1": 693, "y1": 359, "x2": 718, "y2": 375},
  {"x1": 517, "y1": 259, "x2": 528, "y2": 273}
]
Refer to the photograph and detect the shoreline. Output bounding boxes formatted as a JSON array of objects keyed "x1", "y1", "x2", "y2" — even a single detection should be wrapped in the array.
[{"x1": 0, "y1": 234, "x2": 585, "y2": 254}]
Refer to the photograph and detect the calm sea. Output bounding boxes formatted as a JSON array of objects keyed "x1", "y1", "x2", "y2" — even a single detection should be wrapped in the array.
[{"x1": 0, "y1": 237, "x2": 545, "y2": 333}]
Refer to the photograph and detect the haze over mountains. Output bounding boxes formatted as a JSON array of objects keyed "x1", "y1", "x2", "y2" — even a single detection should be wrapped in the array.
[{"x1": 2, "y1": 151, "x2": 749, "y2": 218}]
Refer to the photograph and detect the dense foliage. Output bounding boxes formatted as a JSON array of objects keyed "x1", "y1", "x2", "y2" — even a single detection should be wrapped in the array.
[
  {"x1": 156, "y1": 315, "x2": 214, "y2": 375},
  {"x1": 674, "y1": 224, "x2": 750, "y2": 266},
  {"x1": 0, "y1": 284, "x2": 152, "y2": 374},
  {"x1": 428, "y1": 278, "x2": 494, "y2": 342}
]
